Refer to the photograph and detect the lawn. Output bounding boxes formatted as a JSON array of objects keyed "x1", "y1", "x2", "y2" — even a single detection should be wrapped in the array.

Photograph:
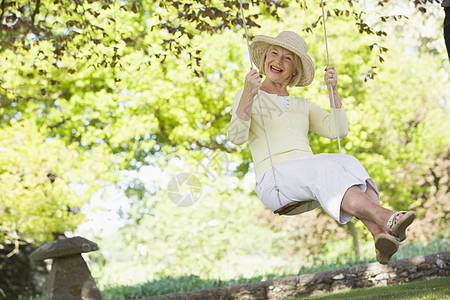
[{"x1": 293, "y1": 276, "x2": 450, "y2": 300}]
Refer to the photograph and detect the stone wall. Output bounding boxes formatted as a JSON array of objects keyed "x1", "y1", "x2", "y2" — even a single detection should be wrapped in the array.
[{"x1": 144, "y1": 252, "x2": 450, "y2": 300}]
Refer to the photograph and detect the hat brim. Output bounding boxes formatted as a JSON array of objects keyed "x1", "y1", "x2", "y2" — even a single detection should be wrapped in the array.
[{"x1": 250, "y1": 35, "x2": 315, "y2": 87}]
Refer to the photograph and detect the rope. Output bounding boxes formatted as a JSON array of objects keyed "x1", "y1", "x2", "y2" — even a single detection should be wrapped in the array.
[
  {"x1": 238, "y1": 0, "x2": 283, "y2": 207},
  {"x1": 237, "y1": 1, "x2": 343, "y2": 209},
  {"x1": 320, "y1": 0, "x2": 342, "y2": 153}
]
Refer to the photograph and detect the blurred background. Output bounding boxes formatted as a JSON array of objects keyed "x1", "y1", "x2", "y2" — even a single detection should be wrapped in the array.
[{"x1": 0, "y1": 0, "x2": 448, "y2": 299}]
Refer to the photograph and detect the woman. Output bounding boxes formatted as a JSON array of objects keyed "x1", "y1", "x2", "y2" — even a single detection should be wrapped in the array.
[{"x1": 226, "y1": 31, "x2": 415, "y2": 264}]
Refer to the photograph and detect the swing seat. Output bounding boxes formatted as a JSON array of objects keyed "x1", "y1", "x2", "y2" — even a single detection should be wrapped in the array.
[{"x1": 274, "y1": 200, "x2": 316, "y2": 215}]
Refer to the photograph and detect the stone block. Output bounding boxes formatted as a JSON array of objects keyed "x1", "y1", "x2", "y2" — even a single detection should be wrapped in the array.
[
  {"x1": 30, "y1": 236, "x2": 102, "y2": 300},
  {"x1": 30, "y1": 237, "x2": 98, "y2": 261}
]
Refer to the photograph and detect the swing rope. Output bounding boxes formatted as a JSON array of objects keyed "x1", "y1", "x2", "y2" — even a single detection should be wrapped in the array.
[
  {"x1": 237, "y1": 0, "x2": 342, "y2": 212},
  {"x1": 239, "y1": 0, "x2": 283, "y2": 207},
  {"x1": 320, "y1": 0, "x2": 342, "y2": 154}
]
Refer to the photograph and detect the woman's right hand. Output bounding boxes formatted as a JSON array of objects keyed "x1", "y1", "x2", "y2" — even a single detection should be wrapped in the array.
[
  {"x1": 236, "y1": 68, "x2": 261, "y2": 121},
  {"x1": 242, "y1": 68, "x2": 262, "y2": 99}
]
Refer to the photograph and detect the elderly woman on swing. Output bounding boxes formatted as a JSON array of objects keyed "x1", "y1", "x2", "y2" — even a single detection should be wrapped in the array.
[{"x1": 226, "y1": 31, "x2": 415, "y2": 264}]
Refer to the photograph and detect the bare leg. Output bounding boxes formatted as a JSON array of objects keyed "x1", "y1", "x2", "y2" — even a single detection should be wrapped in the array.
[
  {"x1": 363, "y1": 182, "x2": 406, "y2": 235},
  {"x1": 364, "y1": 181, "x2": 379, "y2": 204},
  {"x1": 341, "y1": 181, "x2": 413, "y2": 264},
  {"x1": 341, "y1": 186, "x2": 395, "y2": 237},
  {"x1": 362, "y1": 183, "x2": 386, "y2": 237}
]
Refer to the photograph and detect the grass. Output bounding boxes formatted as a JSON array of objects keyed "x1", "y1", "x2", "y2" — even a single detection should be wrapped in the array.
[{"x1": 291, "y1": 276, "x2": 450, "y2": 300}]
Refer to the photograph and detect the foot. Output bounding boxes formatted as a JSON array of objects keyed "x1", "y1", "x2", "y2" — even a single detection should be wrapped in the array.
[
  {"x1": 387, "y1": 211, "x2": 416, "y2": 242},
  {"x1": 375, "y1": 233, "x2": 399, "y2": 265}
]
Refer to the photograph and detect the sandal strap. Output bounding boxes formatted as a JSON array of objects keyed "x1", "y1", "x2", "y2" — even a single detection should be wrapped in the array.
[{"x1": 387, "y1": 211, "x2": 407, "y2": 232}]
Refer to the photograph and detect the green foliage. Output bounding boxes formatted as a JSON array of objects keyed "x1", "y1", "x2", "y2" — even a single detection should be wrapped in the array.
[
  {"x1": 303, "y1": 8, "x2": 449, "y2": 210},
  {"x1": 1, "y1": 3, "x2": 250, "y2": 248},
  {"x1": 93, "y1": 3, "x2": 447, "y2": 297},
  {"x1": 0, "y1": 0, "x2": 290, "y2": 106},
  {"x1": 0, "y1": 121, "x2": 110, "y2": 246},
  {"x1": 0, "y1": 2, "x2": 448, "y2": 299},
  {"x1": 117, "y1": 175, "x2": 287, "y2": 279}
]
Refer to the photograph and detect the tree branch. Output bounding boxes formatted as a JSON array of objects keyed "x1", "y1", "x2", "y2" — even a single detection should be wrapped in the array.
[
  {"x1": 31, "y1": 0, "x2": 41, "y2": 25},
  {"x1": 0, "y1": 0, "x2": 6, "y2": 22}
]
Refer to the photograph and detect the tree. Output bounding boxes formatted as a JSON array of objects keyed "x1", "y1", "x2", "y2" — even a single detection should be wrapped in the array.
[
  {"x1": 1, "y1": 0, "x2": 440, "y2": 103},
  {"x1": 0, "y1": 121, "x2": 111, "y2": 246},
  {"x1": 1, "y1": 0, "x2": 447, "y2": 249},
  {"x1": 0, "y1": 1, "x2": 447, "y2": 297},
  {"x1": 100, "y1": 0, "x2": 448, "y2": 278}
]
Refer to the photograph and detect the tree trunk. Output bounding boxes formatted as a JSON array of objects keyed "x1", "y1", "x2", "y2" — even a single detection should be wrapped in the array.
[{"x1": 347, "y1": 220, "x2": 360, "y2": 261}]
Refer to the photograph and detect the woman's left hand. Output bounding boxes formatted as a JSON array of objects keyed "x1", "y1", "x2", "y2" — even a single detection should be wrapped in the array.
[
  {"x1": 324, "y1": 64, "x2": 342, "y2": 108},
  {"x1": 324, "y1": 65, "x2": 338, "y2": 88}
]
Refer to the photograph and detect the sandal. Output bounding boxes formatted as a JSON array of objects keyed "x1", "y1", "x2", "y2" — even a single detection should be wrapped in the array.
[
  {"x1": 375, "y1": 233, "x2": 399, "y2": 265},
  {"x1": 387, "y1": 211, "x2": 416, "y2": 242}
]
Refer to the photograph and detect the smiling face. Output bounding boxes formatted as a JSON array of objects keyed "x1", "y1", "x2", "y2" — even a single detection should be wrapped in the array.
[{"x1": 263, "y1": 45, "x2": 297, "y2": 86}]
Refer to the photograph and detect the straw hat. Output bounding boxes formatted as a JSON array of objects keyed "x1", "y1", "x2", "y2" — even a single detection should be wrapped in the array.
[{"x1": 250, "y1": 31, "x2": 315, "y2": 87}]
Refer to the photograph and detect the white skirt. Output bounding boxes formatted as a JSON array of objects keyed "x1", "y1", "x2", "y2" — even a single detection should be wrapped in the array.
[{"x1": 255, "y1": 153, "x2": 379, "y2": 224}]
